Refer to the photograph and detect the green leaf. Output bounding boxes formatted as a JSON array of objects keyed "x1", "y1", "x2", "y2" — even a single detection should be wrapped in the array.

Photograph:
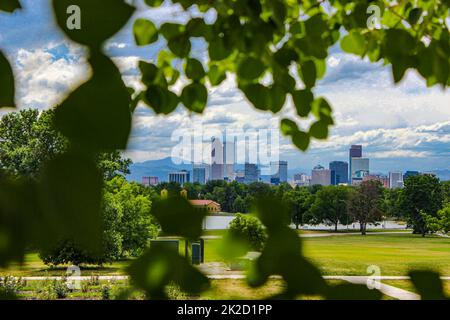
[
  {"x1": 0, "y1": 0, "x2": 21, "y2": 12},
  {"x1": 268, "y1": 84, "x2": 286, "y2": 113},
  {"x1": 55, "y1": 52, "x2": 132, "y2": 150},
  {"x1": 52, "y1": 0, "x2": 135, "y2": 48},
  {"x1": 0, "y1": 51, "x2": 15, "y2": 108},
  {"x1": 314, "y1": 59, "x2": 327, "y2": 79},
  {"x1": 237, "y1": 57, "x2": 265, "y2": 80},
  {"x1": 292, "y1": 130, "x2": 310, "y2": 151},
  {"x1": 38, "y1": 153, "x2": 103, "y2": 252},
  {"x1": 144, "y1": 85, "x2": 179, "y2": 115},
  {"x1": 185, "y1": 58, "x2": 205, "y2": 81},
  {"x1": 181, "y1": 83, "x2": 207, "y2": 113},
  {"x1": 292, "y1": 89, "x2": 313, "y2": 117},
  {"x1": 280, "y1": 119, "x2": 298, "y2": 136},
  {"x1": 341, "y1": 31, "x2": 366, "y2": 56},
  {"x1": 151, "y1": 196, "x2": 206, "y2": 240},
  {"x1": 407, "y1": 8, "x2": 422, "y2": 25},
  {"x1": 409, "y1": 271, "x2": 447, "y2": 300},
  {"x1": 133, "y1": 19, "x2": 159, "y2": 46},
  {"x1": 208, "y1": 64, "x2": 227, "y2": 86},
  {"x1": 160, "y1": 23, "x2": 184, "y2": 40},
  {"x1": 139, "y1": 61, "x2": 167, "y2": 87},
  {"x1": 168, "y1": 35, "x2": 191, "y2": 57},
  {"x1": 309, "y1": 120, "x2": 329, "y2": 140},
  {"x1": 299, "y1": 60, "x2": 317, "y2": 89},
  {"x1": 241, "y1": 83, "x2": 269, "y2": 111},
  {"x1": 209, "y1": 37, "x2": 233, "y2": 61},
  {"x1": 383, "y1": 29, "x2": 415, "y2": 57}
]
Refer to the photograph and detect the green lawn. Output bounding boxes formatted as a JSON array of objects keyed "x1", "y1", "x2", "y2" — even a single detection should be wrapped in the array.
[
  {"x1": 1, "y1": 234, "x2": 449, "y2": 277},
  {"x1": 302, "y1": 234, "x2": 450, "y2": 276}
]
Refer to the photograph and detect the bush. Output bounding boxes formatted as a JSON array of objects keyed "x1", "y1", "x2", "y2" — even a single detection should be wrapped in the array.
[
  {"x1": 0, "y1": 276, "x2": 25, "y2": 298},
  {"x1": 101, "y1": 283, "x2": 111, "y2": 300},
  {"x1": 228, "y1": 213, "x2": 266, "y2": 251},
  {"x1": 36, "y1": 279, "x2": 69, "y2": 300}
]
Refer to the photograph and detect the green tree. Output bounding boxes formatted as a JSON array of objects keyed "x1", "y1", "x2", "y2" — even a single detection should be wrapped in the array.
[
  {"x1": 400, "y1": 175, "x2": 443, "y2": 236},
  {"x1": 347, "y1": 180, "x2": 384, "y2": 235},
  {"x1": 228, "y1": 213, "x2": 266, "y2": 251},
  {"x1": 380, "y1": 188, "x2": 403, "y2": 219},
  {"x1": 307, "y1": 186, "x2": 351, "y2": 231},
  {"x1": 282, "y1": 188, "x2": 313, "y2": 229},
  {"x1": 0, "y1": 109, "x2": 131, "y2": 180}
]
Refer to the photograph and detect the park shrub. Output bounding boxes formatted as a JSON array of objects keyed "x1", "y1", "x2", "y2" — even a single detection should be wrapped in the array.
[
  {"x1": 0, "y1": 276, "x2": 25, "y2": 297},
  {"x1": 228, "y1": 213, "x2": 267, "y2": 251}
]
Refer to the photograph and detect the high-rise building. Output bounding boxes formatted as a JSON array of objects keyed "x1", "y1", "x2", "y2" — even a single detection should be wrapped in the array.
[
  {"x1": 244, "y1": 163, "x2": 259, "y2": 184},
  {"x1": 311, "y1": 165, "x2": 331, "y2": 186},
  {"x1": 351, "y1": 158, "x2": 369, "y2": 185},
  {"x1": 329, "y1": 161, "x2": 349, "y2": 185},
  {"x1": 270, "y1": 161, "x2": 288, "y2": 185},
  {"x1": 168, "y1": 170, "x2": 190, "y2": 185},
  {"x1": 211, "y1": 137, "x2": 224, "y2": 180},
  {"x1": 193, "y1": 166, "x2": 207, "y2": 184},
  {"x1": 293, "y1": 173, "x2": 310, "y2": 186},
  {"x1": 349, "y1": 145, "x2": 362, "y2": 184},
  {"x1": 142, "y1": 176, "x2": 158, "y2": 187},
  {"x1": 223, "y1": 140, "x2": 236, "y2": 180},
  {"x1": 389, "y1": 172, "x2": 403, "y2": 189}
]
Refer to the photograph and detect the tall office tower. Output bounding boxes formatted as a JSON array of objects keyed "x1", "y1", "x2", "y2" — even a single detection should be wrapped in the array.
[
  {"x1": 244, "y1": 163, "x2": 259, "y2": 184},
  {"x1": 349, "y1": 145, "x2": 362, "y2": 184},
  {"x1": 168, "y1": 170, "x2": 190, "y2": 185},
  {"x1": 351, "y1": 158, "x2": 369, "y2": 185},
  {"x1": 329, "y1": 161, "x2": 349, "y2": 185},
  {"x1": 211, "y1": 137, "x2": 224, "y2": 180},
  {"x1": 389, "y1": 172, "x2": 404, "y2": 189},
  {"x1": 270, "y1": 161, "x2": 288, "y2": 185},
  {"x1": 193, "y1": 165, "x2": 207, "y2": 184},
  {"x1": 223, "y1": 140, "x2": 236, "y2": 180},
  {"x1": 311, "y1": 165, "x2": 332, "y2": 186},
  {"x1": 293, "y1": 173, "x2": 311, "y2": 186},
  {"x1": 142, "y1": 176, "x2": 158, "y2": 187}
]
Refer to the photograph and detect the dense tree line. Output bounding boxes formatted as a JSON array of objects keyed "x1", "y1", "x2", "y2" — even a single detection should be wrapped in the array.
[{"x1": 157, "y1": 176, "x2": 449, "y2": 236}]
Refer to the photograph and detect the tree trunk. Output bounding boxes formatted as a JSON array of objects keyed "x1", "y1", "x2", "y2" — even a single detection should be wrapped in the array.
[
  {"x1": 334, "y1": 221, "x2": 338, "y2": 232},
  {"x1": 361, "y1": 223, "x2": 366, "y2": 235}
]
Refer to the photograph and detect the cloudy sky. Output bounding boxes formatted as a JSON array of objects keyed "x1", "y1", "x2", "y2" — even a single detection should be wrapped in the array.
[{"x1": 0, "y1": 0, "x2": 449, "y2": 173}]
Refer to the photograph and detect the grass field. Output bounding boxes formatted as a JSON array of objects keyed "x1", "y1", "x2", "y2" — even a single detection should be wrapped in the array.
[{"x1": 1, "y1": 233, "x2": 449, "y2": 277}]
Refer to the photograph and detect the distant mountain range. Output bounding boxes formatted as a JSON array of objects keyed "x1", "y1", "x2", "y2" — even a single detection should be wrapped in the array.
[{"x1": 127, "y1": 157, "x2": 450, "y2": 183}]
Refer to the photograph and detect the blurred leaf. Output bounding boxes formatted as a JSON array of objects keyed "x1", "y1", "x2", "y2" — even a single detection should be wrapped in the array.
[
  {"x1": 55, "y1": 51, "x2": 132, "y2": 150},
  {"x1": 299, "y1": 60, "x2": 317, "y2": 88},
  {"x1": 168, "y1": 35, "x2": 191, "y2": 57},
  {"x1": 144, "y1": 85, "x2": 179, "y2": 114},
  {"x1": 407, "y1": 8, "x2": 422, "y2": 25},
  {"x1": 181, "y1": 83, "x2": 207, "y2": 113},
  {"x1": 238, "y1": 57, "x2": 265, "y2": 80},
  {"x1": 139, "y1": 61, "x2": 167, "y2": 87},
  {"x1": 128, "y1": 245, "x2": 210, "y2": 299},
  {"x1": 133, "y1": 19, "x2": 159, "y2": 46},
  {"x1": 52, "y1": 0, "x2": 135, "y2": 47},
  {"x1": 151, "y1": 196, "x2": 206, "y2": 240},
  {"x1": 241, "y1": 83, "x2": 269, "y2": 110},
  {"x1": 185, "y1": 58, "x2": 205, "y2": 81},
  {"x1": 253, "y1": 197, "x2": 290, "y2": 230},
  {"x1": 38, "y1": 153, "x2": 103, "y2": 252},
  {"x1": 292, "y1": 130, "x2": 310, "y2": 151},
  {"x1": 341, "y1": 31, "x2": 366, "y2": 56},
  {"x1": 0, "y1": 51, "x2": 15, "y2": 108},
  {"x1": 292, "y1": 89, "x2": 313, "y2": 117},
  {"x1": 280, "y1": 118, "x2": 298, "y2": 136},
  {"x1": 0, "y1": 0, "x2": 21, "y2": 12},
  {"x1": 309, "y1": 120, "x2": 329, "y2": 140},
  {"x1": 268, "y1": 84, "x2": 286, "y2": 113},
  {"x1": 208, "y1": 64, "x2": 227, "y2": 86},
  {"x1": 209, "y1": 37, "x2": 233, "y2": 61},
  {"x1": 144, "y1": 0, "x2": 164, "y2": 7},
  {"x1": 409, "y1": 271, "x2": 447, "y2": 300}
]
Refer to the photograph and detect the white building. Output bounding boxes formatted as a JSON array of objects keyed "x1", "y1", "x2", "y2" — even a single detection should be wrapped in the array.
[{"x1": 389, "y1": 172, "x2": 404, "y2": 189}]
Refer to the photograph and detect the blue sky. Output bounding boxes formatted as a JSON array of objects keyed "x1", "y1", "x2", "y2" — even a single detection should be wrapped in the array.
[{"x1": 0, "y1": 0, "x2": 449, "y2": 174}]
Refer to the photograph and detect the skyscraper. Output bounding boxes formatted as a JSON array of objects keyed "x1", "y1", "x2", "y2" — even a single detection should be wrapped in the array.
[
  {"x1": 193, "y1": 166, "x2": 207, "y2": 184},
  {"x1": 389, "y1": 172, "x2": 403, "y2": 189},
  {"x1": 168, "y1": 170, "x2": 190, "y2": 185},
  {"x1": 311, "y1": 165, "x2": 331, "y2": 186},
  {"x1": 349, "y1": 145, "x2": 362, "y2": 184},
  {"x1": 223, "y1": 140, "x2": 236, "y2": 180},
  {"x1": 244, "y1": 163, "x2": 259, "y2": 184},
  {"x1": 351, "y1": 158, "x2": 369, "y2": 185},
  {"x1": 270, "y1": 161, "x2": 288, "y2": 185},
  {"x1": 329, "y1": 161, "x2": 349, "y2": 185},
  {"x1": 211, "y1": 137, "x2": 224, "y2": 180}
]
